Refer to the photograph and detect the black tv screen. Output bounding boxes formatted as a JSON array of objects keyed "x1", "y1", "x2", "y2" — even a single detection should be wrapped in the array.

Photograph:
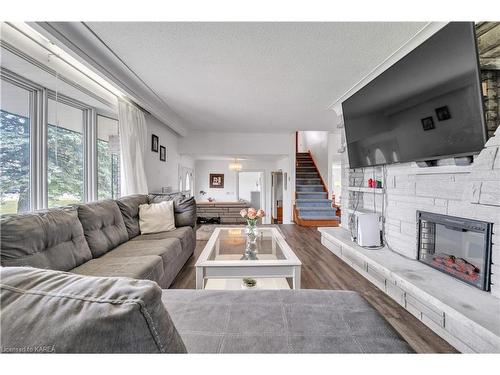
[{"x1": 342, "y1": 22, "x2": 487, "y2": 169}]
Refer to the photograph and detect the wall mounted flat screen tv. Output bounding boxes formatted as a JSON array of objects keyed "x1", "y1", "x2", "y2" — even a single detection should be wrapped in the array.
[{"x1": 342, "y1": 22, "x2": 487, "y2": 169}]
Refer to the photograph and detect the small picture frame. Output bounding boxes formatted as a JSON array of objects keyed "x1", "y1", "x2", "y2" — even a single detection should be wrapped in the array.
[
  {"x1": 435, "y1": 106, "x2": 451, "y2": 121},
  {"x1": 159, "y1": 145, "x2": 166, "y2": 162},
  {"x1": 151, "y1": 134, "x2": 159, "y2": 152},
  {"x1": 209, "y1": 173, "x2": 224, "y2": 188},
  {"x1": 421, "y1": 116, "x2": 435, "y2": 131}
]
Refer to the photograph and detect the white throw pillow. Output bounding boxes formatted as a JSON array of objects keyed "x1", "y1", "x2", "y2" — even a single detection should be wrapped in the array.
[{"x1": 138, "y1": 201, "x2": 176, "y2": 234}]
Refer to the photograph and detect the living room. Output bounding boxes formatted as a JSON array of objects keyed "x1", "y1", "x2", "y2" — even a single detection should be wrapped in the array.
[{"x1": 1, "y1": 1, "x2": 500, "y2": 373}]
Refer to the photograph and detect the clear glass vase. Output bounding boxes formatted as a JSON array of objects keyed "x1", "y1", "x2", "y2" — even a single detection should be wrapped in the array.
[{"x1": 244, "y1": 219, "x2": 259, "y2": 260}]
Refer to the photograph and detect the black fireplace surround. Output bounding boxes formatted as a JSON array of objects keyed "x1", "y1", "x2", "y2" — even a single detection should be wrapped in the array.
[{"x1": 417, "y1": 211, "x2": 493, "y2": 291}]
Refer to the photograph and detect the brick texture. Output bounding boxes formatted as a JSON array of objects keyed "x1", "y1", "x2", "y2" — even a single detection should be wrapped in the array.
[{"x1": 342, "y1": 124, "x2": 500, "y2": 296}]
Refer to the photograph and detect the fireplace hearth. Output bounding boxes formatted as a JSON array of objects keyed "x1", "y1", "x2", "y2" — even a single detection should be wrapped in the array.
[{"x1": 417, "y1": 211, "x2": 493, "y2": 291}]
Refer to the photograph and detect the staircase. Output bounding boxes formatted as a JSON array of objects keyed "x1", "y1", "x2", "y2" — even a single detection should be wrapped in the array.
[{"x1": 294, "y1": 152, "x2": 340, "y2": 227}]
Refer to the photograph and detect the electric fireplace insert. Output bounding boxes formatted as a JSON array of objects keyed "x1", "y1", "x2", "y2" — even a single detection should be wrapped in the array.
[{"x1": 417, "y1": 211, "x2": 493, "y2": 291}]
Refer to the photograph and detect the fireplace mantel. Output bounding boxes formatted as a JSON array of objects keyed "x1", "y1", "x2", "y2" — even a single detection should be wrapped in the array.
[{"x1": 319, "y1": 226, "x2": 500, "y2": 353}]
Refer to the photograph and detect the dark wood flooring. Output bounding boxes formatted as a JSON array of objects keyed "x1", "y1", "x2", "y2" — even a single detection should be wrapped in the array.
[{"x1": 171, "y1": 224, "x2": 458, "y2": 353}]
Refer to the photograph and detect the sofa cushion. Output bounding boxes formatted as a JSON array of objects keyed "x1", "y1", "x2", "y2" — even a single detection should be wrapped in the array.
[
  {"x1": 132, "y1": 226, "x2": 195, "y2": 254},
  {"x1": 139, "y1": 201, "x2": 176, "y2": 234},
  {"x1": 173, "y1": 196, "x2": 197, "y2": 228},
  {"x1": 102, "y1": 238, "x2": 183, "y2": 288},
  {"x1": 77, "y1": 200, "x2": 129, "y2": 258},
  {"x1": 148, "y1": 195, "x2": 197, "y2": 228},
  {"x1": 103, "y1": 238, "x2": 181, "y2": 266},
  {"x1": 0, "y1": 208, "x2": 92, "y2": 271},
  {"x1": 161, "y1": 289, "x2": 414, "y2": 353},
  {"x1": 116, "y1": 194, "x2": 149, "y2": 239},
  {"x1": 0, "y1": 267, "x2": 186, "y2": 353},
  {"x1": 70, "y1": 255, "x2": 164, "y2": 284}
]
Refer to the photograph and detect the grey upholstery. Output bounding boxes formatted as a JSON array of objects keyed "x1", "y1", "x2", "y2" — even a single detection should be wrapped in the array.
[
  {"x1": 0, "y1": 267, "x2": 186, "y2": 353},
  {"x1": 116, "y1": 194, "x2": 149, "y2": 239},
  {"x1": 0, "y1": 195, "x2": 196, "y2": 289},
  {"x1": 71, "y1": 255, "x2": 165, "y2": 285},
  {"x1": 102, "y1": 238, "x2": 183, "y2": 288},
  {"x1": 161, "y1": 289, "x2": 414, "y2": 353},
  {"x1": 148, "y1": 195, "x2": 197, "y2": 228},
  {"x1": 77, "y1": 200, "x2": 129, "y2": 258},
  {"x1": 173, "y1": 196, "x2": 197, "y2": 228},
  {"x1": 132, "y1": 226, "x2": 195, "y2": 257},
  {"x1": 0, "y1": 208, "x2": 92, "y2": 271}
]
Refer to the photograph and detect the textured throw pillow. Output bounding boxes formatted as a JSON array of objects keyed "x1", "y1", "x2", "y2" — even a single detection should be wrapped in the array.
[{"x1": 139, "y1": 201, "x2": 176, "y2": 234}]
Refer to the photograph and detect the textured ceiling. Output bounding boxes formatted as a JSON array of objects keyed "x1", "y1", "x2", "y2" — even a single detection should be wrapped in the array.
[{"x1": 86, "y1": 22, "x2": 427, "y2": 132}]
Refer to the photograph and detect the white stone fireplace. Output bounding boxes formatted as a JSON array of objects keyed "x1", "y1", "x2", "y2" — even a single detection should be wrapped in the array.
[
  {"x1": 340, "y1": 127, "x2": 500, "y2": 297},
  {"x1": 317, "y1": 126, "x2": 500, "y2": 353}
]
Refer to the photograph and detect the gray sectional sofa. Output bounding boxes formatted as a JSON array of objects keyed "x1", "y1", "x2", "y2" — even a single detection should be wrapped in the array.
[
  {"x1": 0, "y1": 194, "x2": 414, "y2": 353},
  {"x1": 0, "y1": 266, "x2": 414, "y2": 353},
  {"x1": 0, "y1": 194, "x2": 196, "y2": 288}
]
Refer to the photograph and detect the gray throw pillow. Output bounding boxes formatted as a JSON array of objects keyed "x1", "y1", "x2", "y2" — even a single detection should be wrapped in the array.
[
  {"x1": 148, "y1": 195, "x2": 197, "y2": 228},
  {"x1": 173, "y1": 197, "x2": 197, "y2": 228},
  {"x1": 116, "y1": 194, "x2": 149, "y2": 239},
  {"x1": 0, "y1": 267, "x2": 187, "y2": 353}
]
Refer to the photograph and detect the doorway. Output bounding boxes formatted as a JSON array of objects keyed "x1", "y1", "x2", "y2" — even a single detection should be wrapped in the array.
[
  {"x1": 271, "y1": 171, "x2": 284, "y2": 224},
  {"x1": 237, "y1": 171, "x2": 263, "y2": 209}
]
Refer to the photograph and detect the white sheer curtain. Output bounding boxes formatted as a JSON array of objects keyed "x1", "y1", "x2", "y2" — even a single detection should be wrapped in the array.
[{"x1": 118, "y1": 100, "x2": 149, "y2": 196}]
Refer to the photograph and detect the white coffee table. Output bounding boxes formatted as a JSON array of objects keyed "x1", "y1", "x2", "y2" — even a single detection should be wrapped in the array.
[{"x1": 195, "y1": 227, "x2": 302, "y2": 290}]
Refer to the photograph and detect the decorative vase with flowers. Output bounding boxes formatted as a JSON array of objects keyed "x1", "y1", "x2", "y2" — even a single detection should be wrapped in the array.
[{"x1": 239, "y1": 208, "x2": 265, "y2": 259}]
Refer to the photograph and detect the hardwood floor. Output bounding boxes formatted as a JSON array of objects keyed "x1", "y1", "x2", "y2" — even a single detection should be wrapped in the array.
[{"x1": 171, "y1": 224, "x2": 458, "y2": 353}]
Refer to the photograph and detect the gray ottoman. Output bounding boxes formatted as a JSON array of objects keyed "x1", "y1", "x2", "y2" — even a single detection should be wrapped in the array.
[{"x1": 161, "y1": 289, "x2": 414, "y2": 353}]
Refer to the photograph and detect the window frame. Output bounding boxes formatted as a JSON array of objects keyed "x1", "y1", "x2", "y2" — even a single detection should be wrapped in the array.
[
  {"x1": 96, "y1": 113, "x2": 120, "y2": 200},
  {"x1": 47, "y1": 90, "x2": 94, "y2": 206},
  {"x1": 1, "y1": 68, "x2": 45, "y2": 211},
  {"x1": 1, "y1": 67, "x2": 117, "y2": 212}
]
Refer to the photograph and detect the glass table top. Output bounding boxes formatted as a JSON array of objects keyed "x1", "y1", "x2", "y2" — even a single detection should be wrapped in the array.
[{"x1": 206, "y1": 227, "x2": 287, "y2": 262}]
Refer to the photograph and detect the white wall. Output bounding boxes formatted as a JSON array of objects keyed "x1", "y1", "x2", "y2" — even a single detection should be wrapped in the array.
[
  {"x1": 144, "y1": 113, "x2": 181, "y2": 193},
  {"x1": 195, "y1": 158, "x2": 286, "y2": 224},
  {"x1": 277, "y1": 155, "x2": 293, "y2": 224},
  {"x1": 179, "y1": 131, "x2": 291, "y2": 157},
  {"x1": 328, "y1": 131, "x2": 343, "y2": 200},
  {"x1": 298, "y1": 131, "x2": 329, "y2": 186},
  {"x1": 238, "y1": 171, "x2": 262, "y2": 208}
]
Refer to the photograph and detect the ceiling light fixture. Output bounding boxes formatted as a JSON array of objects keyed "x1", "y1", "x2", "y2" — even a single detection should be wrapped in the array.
[{"x1": 228, "y1": 158, "x2": 242, "y2": 171}]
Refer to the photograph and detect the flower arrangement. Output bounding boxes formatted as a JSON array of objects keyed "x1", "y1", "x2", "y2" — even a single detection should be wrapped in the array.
[
  {"x1": 242, "y1": 277, "x2": 257, "y2": 289},
  {"x1": 240, "y1": 207, "x2": 265, "y2": 225}
]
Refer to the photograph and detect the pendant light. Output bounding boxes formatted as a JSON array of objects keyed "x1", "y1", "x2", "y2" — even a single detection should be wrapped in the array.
[{"x1": 228, "y1": 158, "x2": 242, "y2": 171}]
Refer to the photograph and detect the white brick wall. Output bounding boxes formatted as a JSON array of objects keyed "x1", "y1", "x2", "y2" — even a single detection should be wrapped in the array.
[{"x1": 343, "y1": 126, "x2": 500, "y2": 297}]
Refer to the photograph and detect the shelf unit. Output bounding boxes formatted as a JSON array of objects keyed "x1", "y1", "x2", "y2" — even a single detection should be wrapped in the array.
[
  {"x1": 347, "y1": 186, "x2": 384, "y2": 194},
  {"x1": 346, "y1": 207, "x2": 378, "y2": 214}
]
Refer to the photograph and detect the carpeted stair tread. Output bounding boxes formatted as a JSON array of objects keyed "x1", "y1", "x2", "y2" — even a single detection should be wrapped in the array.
[
  {"x1": 296, "y1": 185, "x2": 325, "y2": 192},
  {"x1": 297, "y1": 215, "x2": 340, "y2": 221},
  {"x1": 296, "y1": 191, "x2": 327, "y2": 195},
  {"x1": 297, "y1": 206, "x2": 335, "y2": 211},
  {"x1": 296, "y1": 178, "x2": 321, "y2": 184},
  {"x1": 296, "y1": 198, "x2": 332, "y2": 203}
]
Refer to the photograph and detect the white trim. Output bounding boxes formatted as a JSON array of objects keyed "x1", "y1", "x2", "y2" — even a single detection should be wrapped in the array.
[
  {"x1": 196, "y1": 227, "x2": 302, "y2": 289},
  {"x1": 1, "y1": 68, "x2": 118, "y2": 211},
  {"x1": 30, "y1": 22, "x2": 188, "y2": 137}
]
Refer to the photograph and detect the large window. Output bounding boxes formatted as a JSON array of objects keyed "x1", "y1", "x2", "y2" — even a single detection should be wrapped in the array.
[
  {"x1": 97, "y1": 115, "x2": 120, "y2": 200},
  {"x1": 47, "y1": 98, "x2": 85, "y2": 208},
  {"x1": 0, "y1": 80, "x2": 31, "y2": 214},
  {"x1": 0, "y1": 69, "x2": 119, "y2": 215}
]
